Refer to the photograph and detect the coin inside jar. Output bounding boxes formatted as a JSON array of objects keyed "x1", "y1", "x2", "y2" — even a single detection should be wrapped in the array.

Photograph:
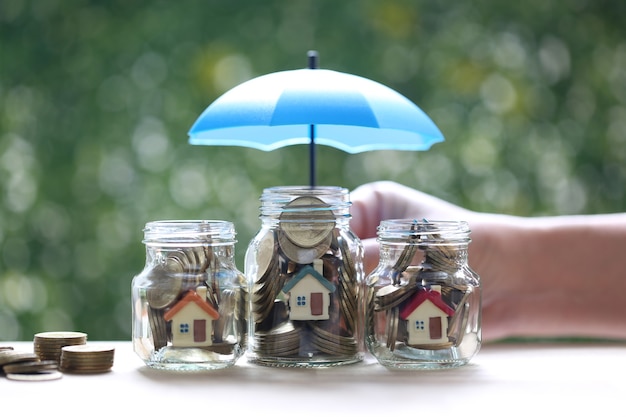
[
  {"x1": 279, "y1": 196, "x2": 335, "y2": 248},
  {"x1": 254, "y1": 230, "x2": 277, "y2": 281},
  {"x1": 145, "y1": 262, "x2": 183, "y2": 309},
  {"x1": 278, "y1": 229, "x2": 332, "y2": 264}
]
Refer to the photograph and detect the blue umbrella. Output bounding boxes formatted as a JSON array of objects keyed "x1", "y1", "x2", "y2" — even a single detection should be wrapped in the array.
[{"x1": 188, "y1": 51, "x2": 444, "y2": 186}]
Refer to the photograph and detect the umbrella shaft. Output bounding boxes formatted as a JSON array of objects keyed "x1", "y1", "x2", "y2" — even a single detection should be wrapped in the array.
[{"x1": 309, "y1": 124, "x2": 316, "y2": 187}]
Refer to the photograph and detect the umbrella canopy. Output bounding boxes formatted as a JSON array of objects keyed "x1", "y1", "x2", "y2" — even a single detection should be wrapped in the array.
[{"x1": 188, "y1": 52, "x2": 444, "y2": 185}]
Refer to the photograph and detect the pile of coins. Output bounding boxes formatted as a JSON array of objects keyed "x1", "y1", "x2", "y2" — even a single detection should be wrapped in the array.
[
  {"x1": 251, "y1": 196, "x2": 360, "y2": 359},
  {"x1": 0, "y1": 331, "x2": 115, "y2": 382},
  {"x1": 0, "y1": 346, "x2": 61, "y2": 381},
  {"x1": 34, "y1": 331, "x2": 88, "y2": 362},
  {"x1": 143, "y1": 244, "x2": 246, "y2": 351},
  {"x1": 367, "y1": 223, "x2": 475, "y2": 351},
  {"x1": 59, "y1": 345, "x2": 115, "y2": 373}
]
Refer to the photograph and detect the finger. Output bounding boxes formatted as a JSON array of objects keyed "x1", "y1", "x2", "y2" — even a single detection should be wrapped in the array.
[
  {"x1": 349, "y1": 182, "x2": 387, "y2": 239},
  {"x1": 350, "y1": 181, "x2": 418, "y2": 238}
]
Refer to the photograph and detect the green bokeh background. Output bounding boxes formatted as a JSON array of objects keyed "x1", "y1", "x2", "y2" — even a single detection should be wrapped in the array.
[{"x1": 1, "y1": 0, "x2": 625, "y2": 341}]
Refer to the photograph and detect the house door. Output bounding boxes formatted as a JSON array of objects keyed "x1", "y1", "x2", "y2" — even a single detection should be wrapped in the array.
[
  {"x1": 429, "y1": 317, "x2": 442, "y2": 339},
  {"x1": 310, "y1": 292, "x2": 323, "y2": 316},
  {"x1": 194, "y1": 319, "x2": 206, "y2": 342}
]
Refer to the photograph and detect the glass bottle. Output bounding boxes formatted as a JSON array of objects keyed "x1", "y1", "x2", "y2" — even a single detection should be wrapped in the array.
[
  {"x1": 244, "y1": 186, "x2": 364, "y2": 367},
  {"x1": 365, "y1": 219, "x2": 481, "y2": 369},
  {"x1": 132, "y1": 220, "x2": 247, "y2": 371}
]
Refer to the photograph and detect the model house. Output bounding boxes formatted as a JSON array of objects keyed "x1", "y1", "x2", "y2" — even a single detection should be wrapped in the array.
[
  {"x1": 282, "y1": 259, "x2": 336, "y2": 321},
  {"x1": 399, "y1": 285, "x2": 455, "y2": 346},
  {"x1": 163, "y1": 286, "x2": 220, "y2": 347}
]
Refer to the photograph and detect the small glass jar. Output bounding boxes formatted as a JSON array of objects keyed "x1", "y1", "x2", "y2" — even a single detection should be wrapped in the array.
[
  {"x1": 132, "y1": 220, "x2": 247, "y2": 371},
  {"x1": 365, "y1": 219, "x2": 481, "y2": 369},
  {"x1": 244, "y1": 186, "x2": 364, "y2": 367}
]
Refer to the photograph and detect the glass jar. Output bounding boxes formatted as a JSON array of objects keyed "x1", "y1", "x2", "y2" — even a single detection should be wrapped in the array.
[
  {"x1": 365, "y1": 219, "x2": 481, "y2": 369},
  {"x1": 244, "y1": 186, "x2": 364, "y2": 367},
  {"x1": 132, "y1": 220, "x2": 247, "y2": 371}
]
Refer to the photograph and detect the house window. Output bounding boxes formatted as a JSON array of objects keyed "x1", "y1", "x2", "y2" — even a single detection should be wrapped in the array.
[
  {"x1": 297, "y1": 296, "x2": 307, "y2": 306},
  {"x1": 179, "y1": 323, "x2": 189, "y2": 334},
  {"x1": 415, "y1": 320, "x2": 425, "y2": 331}
]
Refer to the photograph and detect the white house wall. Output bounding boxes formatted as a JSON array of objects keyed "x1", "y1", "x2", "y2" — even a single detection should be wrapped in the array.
[
  {"x1": 405, "y1": 300, "x2": 449, "y2": 345},
  {"x1": 170, "y1": 303, "x2": 214, "y2": 347},
  {"x1": 287, "y1": 275, "x2": 331, "y2": 321}
]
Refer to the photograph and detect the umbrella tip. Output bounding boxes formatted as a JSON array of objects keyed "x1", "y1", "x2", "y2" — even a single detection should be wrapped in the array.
[{"x1": 307, "y1": 50, "x2": 319, "y2": 69}]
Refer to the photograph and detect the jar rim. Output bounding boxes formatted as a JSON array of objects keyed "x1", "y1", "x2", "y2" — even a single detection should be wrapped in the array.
[
  {"x1": 377, "y1": 218, "x2": 471, "y2": 243},
  {"x1": 259, "y1": 185, "x2": 351, "y2": 217},
  {"x1": 142, "y1": 220, "x2": 236, "y2": 245}
]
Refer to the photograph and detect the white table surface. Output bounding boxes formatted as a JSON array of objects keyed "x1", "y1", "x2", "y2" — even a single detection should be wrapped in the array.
[{"x1": 1, "y1": 341, "x2": 624, "y2": 415}]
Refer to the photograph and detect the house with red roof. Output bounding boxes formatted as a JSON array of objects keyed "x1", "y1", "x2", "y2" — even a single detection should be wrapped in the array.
[
  {"x1": 163, "y1": 286, "x2": 220, "y2": 347},
  {"x1": 282, "y1": 259, "x2": 336, "y2": 321},
  {"x1": 399, "y1": 285, "x2": 455, "y2": 346}
]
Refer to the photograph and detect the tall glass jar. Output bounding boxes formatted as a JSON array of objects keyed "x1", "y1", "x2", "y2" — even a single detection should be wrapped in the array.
[
  {"x1": 132, "y1": 220, "x2": 247, "y2": 371},
  {"x1": 365, "y1": 219, "x2": 481, "y2": 369},
  {"x1": 244, "y1": 186, "x2": 364, "y2": 367}
]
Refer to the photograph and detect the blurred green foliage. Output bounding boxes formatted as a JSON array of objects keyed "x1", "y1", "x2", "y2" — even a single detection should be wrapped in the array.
[{"x1": 1, "y1": 0, "x2": 625, "y2": 340}]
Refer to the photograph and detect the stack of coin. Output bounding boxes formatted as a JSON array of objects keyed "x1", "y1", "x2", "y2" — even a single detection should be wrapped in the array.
[
  {"x1": 0, "y1": 348, "x2": 61, "y2": 381},
  {"x1": 33, "y1": 331, "x2": 87, "y2": 363},
  {"x1": 59, "y1": 344, "x2": 115, "y2": 373},
  {"x1": 309, "y1": 322, "x2": 358, "y2": 356},
  {"x1": 148, "y1": 305, "x2": 168, "y2": 350},
  {"x1": 252, "y1": 321, "x2": 301, "y2": 356},
  {"x1": 336, "y1": 233, "x2": 359, "y2": 335}
]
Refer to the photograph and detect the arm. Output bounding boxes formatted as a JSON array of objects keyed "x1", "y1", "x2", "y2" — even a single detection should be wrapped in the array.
[{"x1": 350, "y1": 181, "x2": 626, "y2": 342}]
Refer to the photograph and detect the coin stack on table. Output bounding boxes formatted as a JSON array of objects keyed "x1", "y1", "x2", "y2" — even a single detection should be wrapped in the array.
[
  {"x1": 246, "y1": 187, "x2": 364, "y2": 367},
  {"x1": 59, "y1": 345, "x2": 115, "y2": 373},
  {"x1": 34, "y1": 331, "x2": 88, "y2": 362},
  {"x1": 1, "y1": 331, "x2": 116, "y2": 381},
  {"x1": 0, "y1": 346, "x2": 60, "y2": 381}
]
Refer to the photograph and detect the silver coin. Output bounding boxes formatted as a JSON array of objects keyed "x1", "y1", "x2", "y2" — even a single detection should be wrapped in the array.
[
  {"x1": 385, "y1": 307, "x2": 399, "y2": 351},
  {"x1": 279, "y1": 196, "x2": 335, "y2": 248},
  {"x1": 278, "y1": 229, "x2": 331, "y2": 264},
  {"x1": 6, "y1": 371, "x2": 63, "y2": 381},
  {"x1": 3, "y1": 360, "x2": 58, "y2": 374},
  {"x1": 254, "y1": 231, "x2": 277, "y2": 281},
  {"x1": 145, "y1": 264, "x2": 183, "y2": 309},
  {"x1": 374, "y1": 283, "x2": 418, "y2": 311},
  {"x1": 0, "y1": 350, "x2": 40, "y2": 367},
  {"x1": 148, "y1": 306, "x2": 168, "y2": 350}
]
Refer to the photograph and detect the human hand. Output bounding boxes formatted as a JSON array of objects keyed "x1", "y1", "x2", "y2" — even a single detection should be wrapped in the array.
[
  {"x1": 349, "y1": 181, "x2": 476, "y2": 274},
  {"x1": 349, "y1": 181, "x2": 510, "y2": 341}
]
